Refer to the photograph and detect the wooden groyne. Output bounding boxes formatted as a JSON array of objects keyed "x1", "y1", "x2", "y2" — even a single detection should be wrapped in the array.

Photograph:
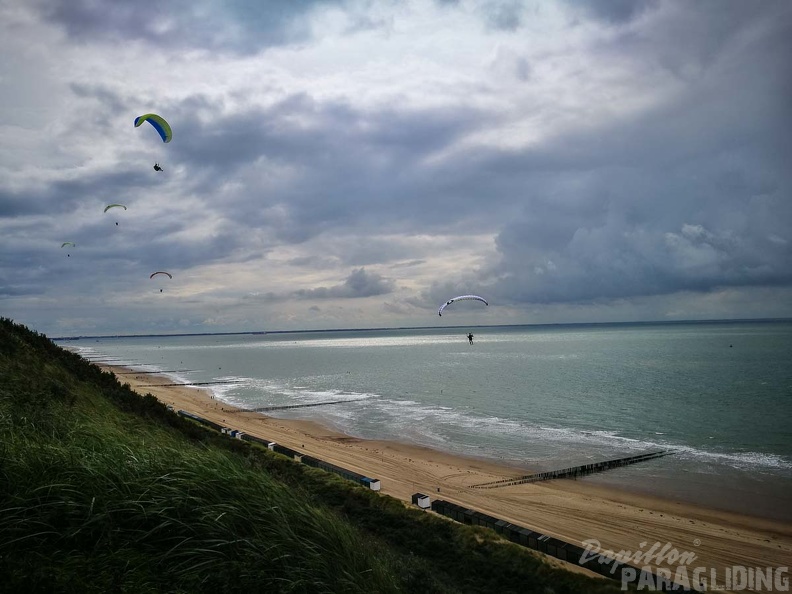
[
  {"x1": 471, "y1": 450, "x2": 672, "y2": 489},
  {"x1": 117, "y1": 370, "x2": 196, "y2": 374},
  {"x1": 233, "y1": 397, "x2": 369, "y2": 413},
  {"x1": 138, "y1": 380, "x2": 245, "y2": 387}
]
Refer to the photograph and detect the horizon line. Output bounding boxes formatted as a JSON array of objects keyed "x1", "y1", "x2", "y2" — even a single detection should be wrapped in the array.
[{"x1": 51, "y1": 316, "x2": 792, "y2": 341}]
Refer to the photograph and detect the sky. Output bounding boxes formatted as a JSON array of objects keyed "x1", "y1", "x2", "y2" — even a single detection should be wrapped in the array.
[{"x1": 1, "y1": 0, "x2": 791, "y2": 335}]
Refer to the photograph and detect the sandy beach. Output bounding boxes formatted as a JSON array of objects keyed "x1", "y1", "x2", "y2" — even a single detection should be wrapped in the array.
[{"x1": 107, "y1": 365, "x2": 791, "y2": 587}]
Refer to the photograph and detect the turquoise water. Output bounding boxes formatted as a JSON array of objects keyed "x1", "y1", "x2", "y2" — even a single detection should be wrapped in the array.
[{"x1": 60, "y1": 321, "x2": 792, "y2": 520}]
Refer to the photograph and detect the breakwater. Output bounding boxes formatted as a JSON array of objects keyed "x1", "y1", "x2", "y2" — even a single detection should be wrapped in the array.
[
  {"x1": 139, "y1": 380, "x2": 245, "y2": 387},
  {"x1": 116, "y1": 370, "x2": 196, "y2": 374},
  {"x1": 233, "y1": 398, "x2": 369, "y2": 413},
  {"x1": 471, "y1": 450, "x2": 672, "y2": 489}
]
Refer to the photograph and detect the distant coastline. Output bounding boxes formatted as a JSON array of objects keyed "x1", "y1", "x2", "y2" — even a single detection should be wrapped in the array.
[{"x1": 52, "y1": 317, "x2": 792, "y2": 341}]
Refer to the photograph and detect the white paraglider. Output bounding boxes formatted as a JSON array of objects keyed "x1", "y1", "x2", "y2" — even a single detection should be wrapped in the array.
[{"x1": 438, "y1": 295, "x2": 488, "y2": 316}]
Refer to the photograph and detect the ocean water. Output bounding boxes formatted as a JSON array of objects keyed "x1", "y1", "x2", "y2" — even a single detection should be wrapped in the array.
[{"x1": 59, "y1": 321, "x2": 792, "y2": 521}]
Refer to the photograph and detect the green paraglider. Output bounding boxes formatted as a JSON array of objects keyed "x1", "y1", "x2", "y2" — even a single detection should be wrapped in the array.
[
  {"x1": 104, "y1": 204, "x2": 127, "y2": 226},
  {"x1": 134, "y1": 114, "x2": 172, "y2": 143},
  {"x1": 135, "y1": 114, "x2": 171, "y2": 171},
  {"x1": 61, "y1": 242, "x2": 75, "y2": 257}
]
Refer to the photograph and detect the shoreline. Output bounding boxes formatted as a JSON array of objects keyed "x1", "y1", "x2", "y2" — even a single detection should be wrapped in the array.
[{"x1": 106, "y1": 364, "x2": 792, "y2": 582}]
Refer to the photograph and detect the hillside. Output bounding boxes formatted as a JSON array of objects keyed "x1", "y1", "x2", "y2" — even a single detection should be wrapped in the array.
[{"x1": 0, "y1": 317, "x2": 621, "y2": 593}]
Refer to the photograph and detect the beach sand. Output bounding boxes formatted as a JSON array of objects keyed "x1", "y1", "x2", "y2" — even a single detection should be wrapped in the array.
[{"x1": 108, "y1": 365, "x2": 791, "y2": 587}]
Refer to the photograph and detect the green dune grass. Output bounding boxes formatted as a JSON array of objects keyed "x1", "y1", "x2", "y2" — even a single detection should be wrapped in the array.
[{"x1": 0, "y1": 318, "x2": 623, "y2": 593}]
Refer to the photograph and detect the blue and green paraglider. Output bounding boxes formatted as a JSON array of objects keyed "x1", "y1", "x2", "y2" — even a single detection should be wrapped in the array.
[
  {"x1": 134, "y1": 114, "x2": 172, "y2": 143},
  {"x1": 135, "y1": 113, "x2": 172, "y2": 171}
]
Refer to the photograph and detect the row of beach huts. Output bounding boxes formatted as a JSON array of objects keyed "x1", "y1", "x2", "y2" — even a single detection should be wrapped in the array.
[
  {"x1": 175, "y1": 408, "x2": 689, "y2": 591},
  {"x1": 177, "y1": 409, "x2": 380, "y2": 491}
]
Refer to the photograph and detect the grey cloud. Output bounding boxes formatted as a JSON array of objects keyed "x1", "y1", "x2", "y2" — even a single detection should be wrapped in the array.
[
  {"x1": 487, "y1": 213, "x2": 792, "y2": 305},
  {"x1": 598, "y1": 2, "x2": 789, "y2": 82},
  {"x1": 294, "y1": 268, "x2": 395, "y2": 299},
  {"x1": 0, "y1": 284, "x2": 45, "y2": 298},
  {"x1": 70, "y1": 83, "x2": 129, "y2": 118},
  {"x1": 389, "y1": 260, "x2": 425, "y2": 269},
  {"x1": 469, "y1": 3, "x2": 792, "y2": 308},
  {"x1": 480, "y1": 0, "x2": 524, "y2": 31},
  {"x1": 36, "y1": 0, "x2": 342, "y2": 54},
  {"x1": 566, "y1": 0, "x2": 656, "y2": 24},
  {"x1": 286, "y1": 255, "x2": 340, "y2": 268},
  {"x1": 169, "y1": 93, "x2": 493, "y2": 242}
]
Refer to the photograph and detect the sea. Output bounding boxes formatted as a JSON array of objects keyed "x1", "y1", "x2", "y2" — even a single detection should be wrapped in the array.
[{"x1": 57, "y1": 320, "x2": 792, "y2": 522}]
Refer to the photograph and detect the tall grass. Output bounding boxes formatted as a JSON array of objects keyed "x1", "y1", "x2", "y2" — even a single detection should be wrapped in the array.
[
  {"x1": 2, "y1": 402, "x2": 404, "y2": 592},
  {"x1": 0, "y1": 319, "x2": 401, "y2": 592}
]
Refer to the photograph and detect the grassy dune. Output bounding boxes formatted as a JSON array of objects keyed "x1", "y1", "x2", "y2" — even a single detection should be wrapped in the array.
[{"x1": 0, "y1": 318, "x2": 622, "y2": 593}]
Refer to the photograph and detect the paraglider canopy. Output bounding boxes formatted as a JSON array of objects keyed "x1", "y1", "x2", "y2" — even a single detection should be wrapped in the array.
[
  {"x1": 150, "y1": 271, "x2": 173, "y2": 279},
  {"x1": 103, "y1": 204, "x2": 127, "y2": 213},
  {"x1": 61, "y1": 242, "x2": 76, "y2": 248},
  {"x1": 438, "y1": 295, "x2": 489, "y2": 316},
  {"x1": 134, "y1": 114, "x2": 172, "y2": 143}
]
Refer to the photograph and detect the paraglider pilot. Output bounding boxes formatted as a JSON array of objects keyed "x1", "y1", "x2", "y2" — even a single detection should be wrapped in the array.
[{"x1": 153, "y1": 163, "x2": 163, "y2": 172}]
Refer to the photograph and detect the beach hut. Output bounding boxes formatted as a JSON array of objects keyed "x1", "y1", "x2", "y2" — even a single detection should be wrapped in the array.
[
  {"x1": 360, "y1": 477, "x2": 381, "y2": 491},
  {"x1": 516, "y1": 528, "x2": 531, "y2": 546},
  {"x1": 267, "y1": 442, "x2": 276, "y2": 451},
  {"x1": 430, "y1": 499, "x2": 446, "y2": 514},
  {"x1": 235, "y1": 432, "x2": 245, "y2": 440},
  {"x1": 537, "y1": 534, "x2": 552, "y2": 553},
  {"x1": 229, "y1": 429, "x2": 239, "y2": 438},
  {"x1": 411, "y1": 493, "x2": 430, "y2": 509}
]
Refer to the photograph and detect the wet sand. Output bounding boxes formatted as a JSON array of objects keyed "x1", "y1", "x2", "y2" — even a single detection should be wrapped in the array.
[{"x1": 107, "y1": 365, "x2": 792, "y2": 587}]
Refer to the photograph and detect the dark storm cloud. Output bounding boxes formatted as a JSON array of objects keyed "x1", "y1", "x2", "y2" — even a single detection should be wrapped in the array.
[
  {"x1": 566, "y1": 0, "x2": 656, "y2": 24},
  {"x1": 170, "y1": 93, "x2": 492, "y2": 242},
  {"x1": 0, "y1": 284, "x2": 44, "y2": 298},
  {"x1": 597, "y1": 1, "x2": 788, "y2": 87},
  {"x1": 294, "y1": 268, "x2": 395, "y2": 299},
  {"x1": 481, "y1": 0, "x2": 524, "y2": 31},
  {"x1": 0, "y1": 188, "x2": 43, "y2": 218},
  {"x1": 36, "y1": 0, "x2": 342, "y2": 54},
  {"x1": 174, "y1": 93, "x2": 485, "y2": 177},
  {"x1": 70, "y1": 83, "x2": 128, "y2": 118},
  {"x1": 0, "y1": 170, "x2": 148, "y2": 220},
  {"x1": 479, "y1": 1, "x2": 792, "y2": 307}
]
